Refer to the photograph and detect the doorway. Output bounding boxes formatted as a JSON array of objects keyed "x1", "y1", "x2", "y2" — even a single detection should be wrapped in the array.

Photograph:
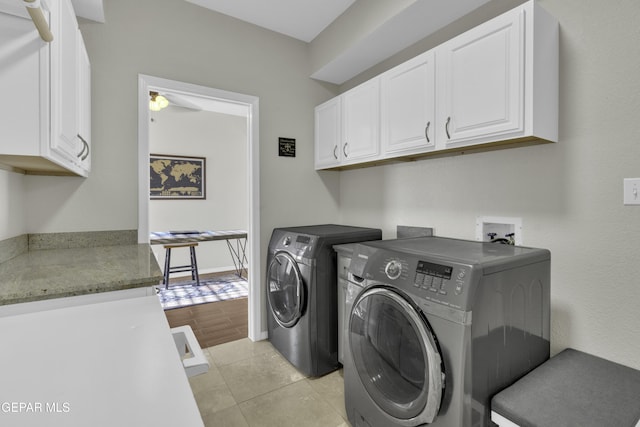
[{"x1": 137, "y1": 74, "x2": 262, "y2": 341}]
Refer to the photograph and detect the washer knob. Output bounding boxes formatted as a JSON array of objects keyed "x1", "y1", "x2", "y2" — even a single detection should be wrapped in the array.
[
  {"x1": 283, "y1": 237, "x2": 291, "y2": 246},
  {"x1": 385, "y1": 260, "x2": 403, "y2": 280}
]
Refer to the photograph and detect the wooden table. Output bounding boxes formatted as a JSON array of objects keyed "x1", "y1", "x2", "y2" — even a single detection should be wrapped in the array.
[{"x1": 150, "y1": 230, "x2": 248, "y2": 278}]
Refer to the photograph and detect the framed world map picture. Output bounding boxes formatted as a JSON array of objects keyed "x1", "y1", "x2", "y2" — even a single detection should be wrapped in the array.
[{"x1": 150, "y1": 154, "x2": 206, "y2": 200}]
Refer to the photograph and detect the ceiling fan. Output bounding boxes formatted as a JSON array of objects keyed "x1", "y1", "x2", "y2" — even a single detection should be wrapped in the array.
[{"x1": 149, "y1": 91, "x2": 203, "y2": 111}]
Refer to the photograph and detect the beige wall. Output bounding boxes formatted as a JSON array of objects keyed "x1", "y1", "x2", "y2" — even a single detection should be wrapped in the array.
[
  {"x1": 337, "y1": 0, "x2": 640, "y2": 369},
  {"x1": 3, "y1": 0, "x2": 640, "y2": 369},
  {"x1": 13, "y1": 0, "x2": 341, "y2": 313},
  {"x1": 12, "y1": 0, "x2": 342, "y2": 335}
]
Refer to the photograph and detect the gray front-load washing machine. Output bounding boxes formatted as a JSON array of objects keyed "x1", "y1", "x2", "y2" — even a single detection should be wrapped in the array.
[
  {"x1": 266, "y1": 224, "x2": 381, "y2": 377},
  {"x1": 344, "y1": 236, "x2": 550, "y2": 427}
]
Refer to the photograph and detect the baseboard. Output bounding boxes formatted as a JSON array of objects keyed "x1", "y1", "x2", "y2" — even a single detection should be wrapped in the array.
[{"x1": 198, "y1": 266, "x2": 240, "y2": 275}]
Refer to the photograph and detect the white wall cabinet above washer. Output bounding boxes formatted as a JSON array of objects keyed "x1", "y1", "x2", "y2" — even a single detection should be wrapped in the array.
[
  {"x1": 380, "y1": 49, "x2": 436, "y2": 158},
  {"x1": 314, "y1": 0, "x2": 558, "y2": 171},
  {"x1": 314, "y1": 79, "x2": 381, "y2": 170},
  {"x1": 341, "y1": 78, "x2": 380, "y2": 165},
  {"x1": 314, "y1": 97, "x2": 342, "y2": 169},
  {"x1": 0, "y1": 0, "x2": 91, "y2": 176},
  {"x1": 435, "y1": 0, "x2": 558, "y2": 150},
  {"x1": 76, "y1": 33, "x2": 91, "y2": 173}
]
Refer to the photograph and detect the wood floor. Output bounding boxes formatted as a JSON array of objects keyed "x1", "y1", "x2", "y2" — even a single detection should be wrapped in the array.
[{"x1": 163, "y1": 272, "x2": 248, "y2": 348}]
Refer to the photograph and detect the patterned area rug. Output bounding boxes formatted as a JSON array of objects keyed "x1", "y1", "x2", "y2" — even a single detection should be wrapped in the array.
[{"x1": 156, "y1": 274, "x2": 249, "y2": 310}]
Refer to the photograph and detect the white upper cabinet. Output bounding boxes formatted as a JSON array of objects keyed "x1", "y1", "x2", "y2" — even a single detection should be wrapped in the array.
[
  {"x1": 381, "y1": 50, "x2": 436, "y2": 158},
  {"x1": 77, "y1": 34, "x2": 91, "y2": 173},
  {"x1": 314, "y1": 79, "x2": 380, "y2": 170},
  {"x1": 341, "y1": 78, "x2": 380, "y2": 165},
  {"x1": 51, "y1": 0, "x2": 81, "y2": 165},
  {"x1": 314, "y1": 0, "x2": 558, "y2": 170},
  {"x1": 436, "y1": 0, "x2": 558, "y2": 150},
  {"x1": 314, "y1": 97, "x2": 342, "y2": 169},
  {"x1": 0, "y1": 0, "x2": 91, "y2": 176},
  {"x1": 0, "y1": 2, "x2": 52, "y2": 167}
]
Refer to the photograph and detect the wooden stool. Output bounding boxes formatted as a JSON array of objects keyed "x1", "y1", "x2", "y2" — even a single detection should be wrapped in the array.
[{"x1": 163, "y1": 242, "x2": 200, "y2": 289}]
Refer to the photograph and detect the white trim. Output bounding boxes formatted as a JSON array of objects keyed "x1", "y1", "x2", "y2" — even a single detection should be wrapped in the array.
[
  {"x1": 137, "y1": 75, "x2": 262, "y2": 342},
  {"x1": 161, "y1": 266, "x2": 243, "y2": 277},
  {"x1": 490, "y1": 411, "x2": 521, "y2": 427}
]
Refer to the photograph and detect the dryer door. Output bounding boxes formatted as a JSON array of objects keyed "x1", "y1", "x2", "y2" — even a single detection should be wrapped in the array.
[
  {"x1": 349, "y1": 286, "x2": 444, "y2": 424},
  {"x1": 267, "y1": 251, "x2": 305, "y2": 328}
]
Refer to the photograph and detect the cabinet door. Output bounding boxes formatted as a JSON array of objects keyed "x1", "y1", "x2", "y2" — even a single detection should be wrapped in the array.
[
  {"x1": 0, "y1": 5, "x2": 49, "y2": 157},
  {"x1": 381, "y1": 50, "x2": 435, "y2": 157},
  {"x1": 76, "y1": 34, "x2": 91, "y2": 175},
  {"x1": 341, "y1": 79, "x2": 380, "y2": 164},
  {"x1": 50, "y1": 0, "x2": 81, "y2": 163},
  {"x1": 437, "y1": 7, "x2": 525, "y2": 148},
  {"x1": 314, "y1": 97, "x2": 342, "y2": 169}
]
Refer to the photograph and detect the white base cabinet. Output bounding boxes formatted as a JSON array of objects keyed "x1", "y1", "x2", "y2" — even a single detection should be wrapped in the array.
[
  {"x1": 0, "y1": 0, "x2": 91, "y2": 176},
  {"x1": 315, "y1": 0, "x2": 558, "y2": 170},
  {"x1": 0, "y1": 297, "x2": 205, "y2": 427}
]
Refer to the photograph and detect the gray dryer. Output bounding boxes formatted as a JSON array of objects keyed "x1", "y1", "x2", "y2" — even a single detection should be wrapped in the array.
[
  {"x1": 266, "y1": 224, "x2": 381, "y2": 377},
  {"x1": 344, "y1": 236, "x2": 550, "y2": 427}
]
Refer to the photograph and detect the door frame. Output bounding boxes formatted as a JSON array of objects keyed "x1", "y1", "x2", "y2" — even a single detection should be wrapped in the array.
[{"x1": 137, "y1": 74, "x2": 263, "y2": 341}]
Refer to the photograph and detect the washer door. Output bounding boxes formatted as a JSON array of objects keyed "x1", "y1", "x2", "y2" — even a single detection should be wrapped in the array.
[
  {"x1": 349, "y1": 286, "x2": 444, "y2": 424},
  {"x1": 267, "y1": 251, "x2": 305, "y2": 328}
]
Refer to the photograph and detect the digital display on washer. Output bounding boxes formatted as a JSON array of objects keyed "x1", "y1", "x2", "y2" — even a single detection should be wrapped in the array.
[
  {"x1": 417, "y1": 261, "x2": 453, "y2": 279},
  {"x1": 296, "y1": 235, "x2": 311, "y2": 244}
]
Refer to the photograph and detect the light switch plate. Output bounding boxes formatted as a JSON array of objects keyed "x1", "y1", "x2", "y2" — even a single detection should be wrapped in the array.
[{"x1": 623, "y1": 178, "x2": 640, "y2": 205}]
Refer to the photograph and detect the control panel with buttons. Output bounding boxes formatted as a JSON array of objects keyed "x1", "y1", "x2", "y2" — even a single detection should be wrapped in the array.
[
  {"x1": 413, "y1": 260, "x2": 454, "y2": 295},
  {"x1": 358, "y1": 249, "x2": 475, "y2": 310}
]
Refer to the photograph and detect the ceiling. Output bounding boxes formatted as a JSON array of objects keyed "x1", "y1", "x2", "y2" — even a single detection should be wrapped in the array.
[
  {"x1": 71, "y1": 0, "x2": 355, "y2": 42},
  {"x1": 72, "y1": 0, "x2": 496, "y2": 84},
  {"x1": 71, "y1": 0, "x2": 105, "y2": 23},
  {"x1": 184, "y1": 0, "x2": 356, "y2": 42},
  {"x1": 161, "y1": 93, "x2": 250, "y2": 117}
]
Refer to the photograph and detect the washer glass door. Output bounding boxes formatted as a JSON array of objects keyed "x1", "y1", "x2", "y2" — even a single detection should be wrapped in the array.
[
  {"x1": 349, "y1": 287, "x2": 443, "y2": 423},
  {"x1": 267, "y1": 251, "x2": 305, "y2": 328}
]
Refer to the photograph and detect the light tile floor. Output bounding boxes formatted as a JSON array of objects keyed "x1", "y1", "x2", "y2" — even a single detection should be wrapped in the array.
[{"x1": 190, "y1": 338, "x2": 350, "y2": 427}]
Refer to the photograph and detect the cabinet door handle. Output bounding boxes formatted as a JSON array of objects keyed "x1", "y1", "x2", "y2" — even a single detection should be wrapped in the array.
[
  {"x1": 343, "y1": 142, "x2": 348, "y2": 158},
  {"x1": 76, "y1": 135, "x2": 86, "y2": 158},
  {"x1": 425, "y1": 121, "x2": 430, "y2": 143},
  {"x1": 445, "y1": 117, "x2": 451, "y2": 140},
  {"x1": 81, "y1": 142, "x2": 90, "y2": 161},
  {"x1": 333, "y1": 145, "x2": 338, "y2": 159},
  {"x1": 77, "y1": 134, "x2": 90, "y2": 161}
]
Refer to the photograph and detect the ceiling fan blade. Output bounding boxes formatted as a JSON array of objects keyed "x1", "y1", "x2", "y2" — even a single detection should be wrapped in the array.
[{"x1": 163, "y1": 93, "x2": 203, "y2": 111}]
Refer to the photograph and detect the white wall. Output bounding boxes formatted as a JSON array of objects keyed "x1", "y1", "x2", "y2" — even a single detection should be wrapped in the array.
[
  {"x1": 0, "y1": 169, "x2": 26, "y2": 240},
  {"x1": 337, "y1": 0, "x2": 640, "y2": 370},
  {"x1": 149, "y1": 106, "x2": 247, "y2": 274},
  {"x1": 14, "y1": 0, "x2": 341, "y2": 335}
]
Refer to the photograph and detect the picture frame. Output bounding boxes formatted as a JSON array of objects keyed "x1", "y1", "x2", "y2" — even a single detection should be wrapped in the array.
[{"x1": 150, "y1": 154, "x2": 206, "y2": 200}]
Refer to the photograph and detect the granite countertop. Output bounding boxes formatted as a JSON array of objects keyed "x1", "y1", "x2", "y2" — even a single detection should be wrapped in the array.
[{"x1": 0, "y1": 244, "x2": 163, "y2": 306}]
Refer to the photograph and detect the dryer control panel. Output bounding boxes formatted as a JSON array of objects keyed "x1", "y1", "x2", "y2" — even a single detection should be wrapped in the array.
[
  {"x1": 413, "y1": 260, "x2": 469, "y2": 302},
  {"x1": 361, "y1": 251, "x2": 477, "y2": 311},
  {"x1": 351, "y1": 236, "x2": 550, "y2": 314}
]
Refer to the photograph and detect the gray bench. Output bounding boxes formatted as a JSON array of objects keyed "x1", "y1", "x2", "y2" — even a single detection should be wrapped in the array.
[{"x1": 491, "y1": 348, "x2": 640, "y2": 427}]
